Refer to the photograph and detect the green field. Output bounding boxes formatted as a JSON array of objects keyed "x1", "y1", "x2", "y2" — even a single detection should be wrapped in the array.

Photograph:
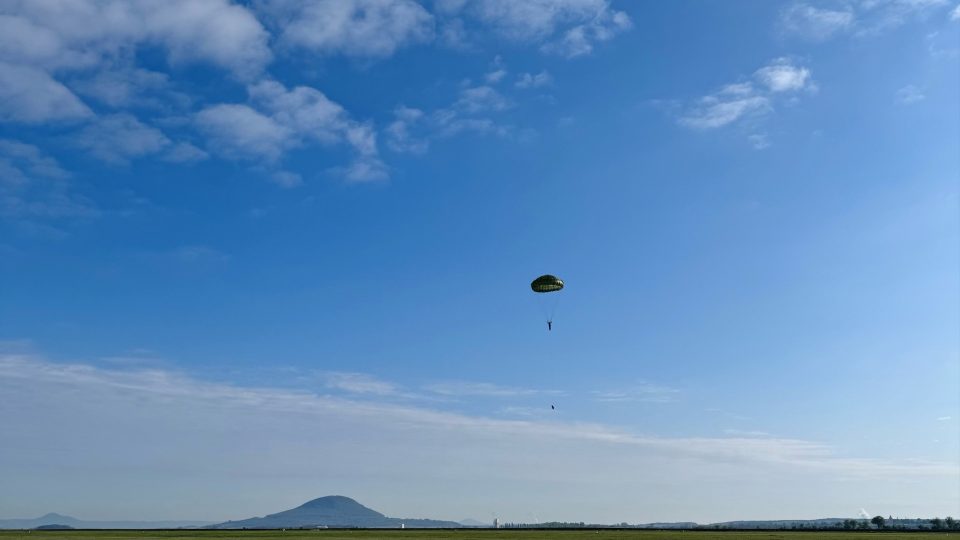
[{"x1": 0, "y1": 531, "x2": 956, "y2": 540}]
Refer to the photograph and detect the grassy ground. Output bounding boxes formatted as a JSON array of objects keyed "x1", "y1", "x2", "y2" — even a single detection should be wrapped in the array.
[{"x1": 0, "y1": 530, "x2": 956, "y2": 540}]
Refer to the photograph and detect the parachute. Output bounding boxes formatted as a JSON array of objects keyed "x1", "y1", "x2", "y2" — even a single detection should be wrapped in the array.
[
  {"x1": 530, "y1": 274, "x2": 563, "y2": 330},
  {"x1": 530, "y1": 274, "x2": 564, "y2": 293}
]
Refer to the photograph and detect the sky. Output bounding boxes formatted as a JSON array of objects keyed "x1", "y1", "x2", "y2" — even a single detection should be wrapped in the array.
[{"x1": 1, "y1": 0, "x2": 959, "y2": 526}]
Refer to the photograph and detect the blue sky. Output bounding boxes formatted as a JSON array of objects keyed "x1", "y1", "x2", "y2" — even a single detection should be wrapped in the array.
[{"x1": 1, "y1": 0, "x2": 958, "y2": 525}]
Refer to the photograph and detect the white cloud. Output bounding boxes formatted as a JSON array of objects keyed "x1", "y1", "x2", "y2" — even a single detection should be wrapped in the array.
[
  {"x1": 485, "y1": 69, "x2": 507, "y2": 83},
  {"x1": 755, "y1": 59, "x2": 814, "y2": 93},
  {"x1": 425, "y1": 381, "x2": 559, "y2": 397},
  {"x1": 196, "y1": 103, "x2": 291, "y2": 162},
  {"x1": 0, "y1": 0, "x2": 271, "y2": 78},
  {"x1": 592, "y1": 381, "x2": 680, "y2": 404},
  {"x1": 952, "y1": 3, "x2": 960, "y2": 19},
  {"x1": 74, "y1": 114, "x2": 171, "y2": 164},
  {"x1": 442, "y1": 0, "x2": 631, "y2": 57},
  {"x1": 543, "y1": 8, "x2": 631, "y2": 57},
  {"x1": 937, "y1": 416, "x2": 953, "y2": 421},
  {"x1": 680, "y1": 95, "x2": 770, "y2": 130},
  {"x1": 896, "y1": 84, "x2": 926, "y2": 103},
  {"x1": 196, "y1": 80, "x2": 388, "y2": 182},
  {"x1": 163, "y1": 142, "x2": 209, "y2": 163},
  {"x1": 386, "y1": 106, "x2": 430, "y2": 153},
  {"x1": 257, "y1": 0, "x2": 434, "y2": 58},
  {"x1": 386, "y1": 72, "x2": 523, "y2": 154},
  {"x1": 676, "y1": 58, "x2": 814, "y2": 140},
  {"x1": 781, "y1": 4, "x2": 855, "y2": 40},
  {"x1": 323, "y1": 372, "x2": 401, "y2": 396},
  {"x1": 455, "y1": 85, "x2": 512, "y2": 113},
  {"x1": 0, "y1": 62, "x2": 92, "y2": 123},
  {"x1": 516, "y1": 70, "x2": 552, "y2": 89},
  {"x1": 783, "y1": 0, "x2": 953, "y2": 39}
]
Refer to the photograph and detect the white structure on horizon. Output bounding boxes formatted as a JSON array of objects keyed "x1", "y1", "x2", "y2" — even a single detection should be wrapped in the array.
[{"x1": 493, "y1": 518, "x2": 500, "y2": 529}]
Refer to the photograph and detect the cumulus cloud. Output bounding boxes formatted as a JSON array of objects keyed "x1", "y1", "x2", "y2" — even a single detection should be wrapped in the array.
[
  {"x1": 196, "y1": 104, "x2": 291, "y2": 162},
  {"x1": 0, "y1": 0, "x2": 271, "y2": 77},
  {"x1": 0, "y1": 62, "x2": 92, "y2": 123},
  {"x1": 197, "y1": 80, "x2": 386, "y2": 182},
  {"x1": 755, "y1": 58, "x2": 814, "y2": 93},
  {"x1": 952, "y1": 3, "x2": 960, "y2": 19},
  {"x1": 256, "y1": 0, "x2": 434, "y2": 58},
  {"x1": 676, "y1": 59, "x2": 814, "y2": 145},
  {"x1": 74, "y1": 114, "x2": 171, "y2": 164}
]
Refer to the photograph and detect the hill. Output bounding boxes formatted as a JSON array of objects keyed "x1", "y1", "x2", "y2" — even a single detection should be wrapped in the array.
[{"x1": 210, "y1": 495, "x2": 461, "y2": 529}]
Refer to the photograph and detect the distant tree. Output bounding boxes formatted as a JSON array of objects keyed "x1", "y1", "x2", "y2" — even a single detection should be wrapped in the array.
[
  {"x1": 931, "y1": 517, "x2": 943, "y2": 530},
  {"x1": 871, "y1": 516, "x2": 886, "y2": 529},
  {"x1": 857, "y1": 520, "x2": 869, "y2": 529},
  {"x1": 842, "y1": 519, "x2": 856, "y2": 530},
  {"x1": 945, "y1": 517, "x2": 957, "y2": 530}
]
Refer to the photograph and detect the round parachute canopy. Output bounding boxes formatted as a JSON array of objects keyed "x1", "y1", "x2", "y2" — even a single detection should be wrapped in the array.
[{"x1": 531, "y1": 274, "x2": 564, "y2": 293}]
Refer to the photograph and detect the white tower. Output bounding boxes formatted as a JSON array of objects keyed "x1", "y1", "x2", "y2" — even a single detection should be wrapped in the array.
[{"x1": 493, "y1": 518, "x2": 500, "y2": 529}]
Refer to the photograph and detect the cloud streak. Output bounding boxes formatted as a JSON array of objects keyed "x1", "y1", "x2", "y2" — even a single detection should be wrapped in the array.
[
  {"x1": 1, "y1": 352, "x2": 956, "y2": 522},
  {"x1": 676, "y1": 58, "x2": 816, "y2": 146}
]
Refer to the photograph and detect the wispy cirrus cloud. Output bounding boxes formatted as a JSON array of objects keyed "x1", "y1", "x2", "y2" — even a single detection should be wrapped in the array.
[
  {"x1": 424, "y1": 381, "x2": 562, "y2": 398},
  {"x1": 592, "y1": 381, "x2": 680, "y2": 403},
  {"x1": 1, "y1": 350, "x2": 955, "y2": 527},
  {"x1": 782, "y1": 0, "x2": 953, "y2": 40},
  {"x1": 675, "y1": 58, "x2": 815, "y2": 146}
]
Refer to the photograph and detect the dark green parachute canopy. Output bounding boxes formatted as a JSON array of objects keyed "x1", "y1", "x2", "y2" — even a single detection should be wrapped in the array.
[{"x1": 531, "y1": 274, "x2": 564, "y2": 293}]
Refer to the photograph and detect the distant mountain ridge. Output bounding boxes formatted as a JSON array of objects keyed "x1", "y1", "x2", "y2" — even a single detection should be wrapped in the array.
[
  {"x1": 0, "y1": 512, "x2": 211, "y2": 530},
  {"x1": 209, "y1": 495, "x2": 461, "y2": 529}
]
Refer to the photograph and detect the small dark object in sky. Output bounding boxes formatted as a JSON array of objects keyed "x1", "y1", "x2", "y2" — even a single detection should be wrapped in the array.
[{"x1": 551, "y1": 404, "x2": 555, "y2": 410}]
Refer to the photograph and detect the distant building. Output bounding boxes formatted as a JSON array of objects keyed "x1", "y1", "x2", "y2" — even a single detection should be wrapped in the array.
[{"x1": 493, "y1": 518, "x2": 500, "y2": 529}]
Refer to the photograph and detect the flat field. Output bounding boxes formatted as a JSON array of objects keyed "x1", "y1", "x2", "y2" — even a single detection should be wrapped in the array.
[{"x1": 0, "y1": 531, "x2": 956, "y2": 540}]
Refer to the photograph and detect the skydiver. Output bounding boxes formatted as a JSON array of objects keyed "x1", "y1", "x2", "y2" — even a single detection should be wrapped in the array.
[
  {"x1": 551, "y1": 404, "x2": 555, "y2": 410},
  {"x1": 547, "y1": 321, "x2": 552, "y2": 331}
]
